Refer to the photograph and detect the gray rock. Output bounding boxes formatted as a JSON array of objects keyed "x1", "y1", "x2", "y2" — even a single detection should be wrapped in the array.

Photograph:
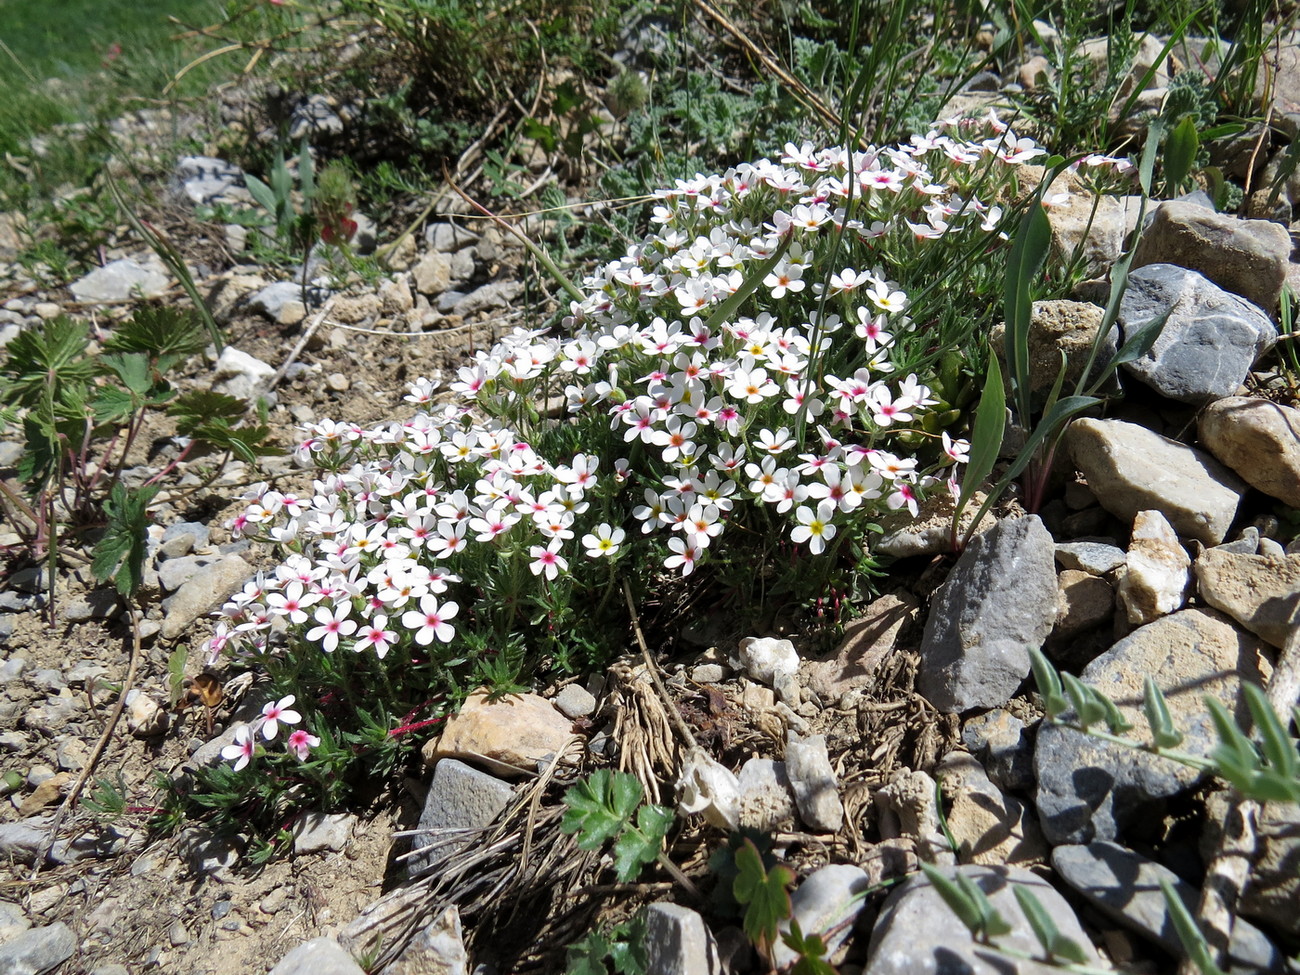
[
  {"x1": 60, "y1": 588, "x2": 119, "y2": 623},
  {"x1": 160, "y1": 521, "x2": 211, "y2": 559},
  {"x1": 962, "y1": 710, "x2": 1035, "y2": 794},
  {"x1": 453, "y1": 281, "x2": 522, "y2": 316},
  {"x1": 737, "y1": 758, "x2": 796, "y2": 832},
  {"x1": 425, "y1": 222, "x2": 478, "y2": 253},
  {"x1": 176, "y1": 827, "x2": 242, "y2": 881},
  {"x1": 1213, "y1": 526, "x2": 1260, "y2": 555},
  {"x1": 642, "y1": 903, "x2": 722, "y2": 975},
  {"x1": 0, "y1": 817, "x2": 128, "y2": 865},
  {"x1": 1193, "y1": 549, "x2": 1300, "y2": 648},
  {"x1": 289, "y1": 93, "x2": 345, "y2": 140},
  {"x1": 160, "y1": 554, "x2": 253, "y2": 640},
  {"x1": 410, "y1": 759, "x2": 514, "y2": 873},
  {"x1": 175, "y1": 156, "x2": 246, "y2": 206},
  {"x1": 1231, "y1": 798, "x2": 1300, "y2": 939},
  {"x1": 269, "y1": 937, "x2": 365, "y2": 975},
  {"x1": 1132, "y1": 201, "x2": 1292, "y2": 313},
  {"x1": 157, "y1": 554, "x2": 212, "y2": 592},
  {"x1": 1199, "y1": 396, "x2": 1300, "y2": 508},
  {"x1": 773, "y1": 865, "x2": 871, "y2": 969},
  {"x1": 553, "y1": 684, "x2": 597, "y2": 719},
  {"x1": 1116, "y1": 264, "x2": 1276, "y2": 404},
  {"x1": 1054, "y1": 539, "x2": 1126, "y2": 575},
  {"x1": 865, "y1": 865, "x2": 1100, "y2": 974},
  {"x1": 247, "y1": 281, "x2": 308, "y2": 320},
  {"x1": 1066, "y1": 417, "x2": 1245, "y2": 545},
  {"x1": 412, "y1": 252, "x2": 452, "y2": 296},
  {"x1": 0, "y1": 900, "x2": 30, "y2": 946},
  {"x1": 0, "y1": 922, "x2": 75, "y2": 975},
  {"x1": 0, "y1": 658, "x2": 27, "y2": 682},
  {"x1": 1052, "y1": 842, "x2": 1283, "y2": 973},
  {"x1": 69, "y1": 259, "x2": 169, "y2": 303},
  {"x1": 1034, "y1": 609, "x2": 1270, "y2": 845},
  {"x1": 437, "y1": 290, "x2": 466, "y2": 314},
  {"x1": 212, "y1": 346, "x2": 276, "y2": 403},
  {"x1": 918, "y1": 516, "x2": 1058, "y2": 712},
  {"x1": 387, "y1": 905, "x2": 468, "y2": 975},
  {"x1": 291, "y1": 812, "x2": 355, "y2": 855},
  {"x1": 785, "y1": 731, "x2": 843, "y2": 832}
]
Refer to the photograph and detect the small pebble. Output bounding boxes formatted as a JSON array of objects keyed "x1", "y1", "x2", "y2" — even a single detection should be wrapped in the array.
[{"x1": 325, "y1": 373, "x2": 350, "y2": 392}]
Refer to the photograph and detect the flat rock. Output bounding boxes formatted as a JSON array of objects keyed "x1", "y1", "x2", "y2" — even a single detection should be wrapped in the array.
[
  {"x1": 803, "y1": 592, "x2": 917, "y2": 704},
  {"x1": 410, "y1": 759, "x2": 514, "y2": 872},
  {"x1": 552, "y1": 683, "x2": 597, "y2": 719},
  {"x1": 412, "y1": 251, "x2": 452, "y2": 295},
  {"x1": 453, "y1": 280, "x2": 521, "y2": 317},
  {"x1": 918, "y1": 515, "x2": 1058, "y2": 712},
  {"x1": 1117, "y1": 510, "x2": 1190, "y2": 625},
  {"x1": 0, "y1": 922, "x2": 75, "y2": 975},
  {"x1": 642, "y1": 903, "x2": 722, "y2": 975},
  {"x1": 1066, "y1": 417, "x2": 1245, "y2": 545},
  {"x1": 1052, "y1": 841, "x2": 1283, "y2": 972},
  {"x1": 1034, "y1": 608, "x2": 1272, "y2": 845},
  {"x1": 1114, "y1": 264, "x2": 1276, "y2": 403},
  {"x1": 865, "y1": 865, "x2": 1100, "y2": 974},
  {"x1": 936, "y1": 752, "x2": 1047, "y2": 866},
  {"x1": 1194, "y1": 549, "x2": 1300, "y2": 648},
  {"x1": 291, "y1": 812, "x2": 355, "y2": 855},
  {"x1": 1054, "y1": 539, "x2": 1126, "y2": 575},
  {"x1": 1132, "y1": 201, "x2": 1292, "y2": 313},
  {"x1": 160, "y1": 554, "x2": 253, "y2": 640},
  {"x1": 1199, "y1": 396, "x2": 1300, "y2": 507},
  {"x1": 785, "y1": 731, "x2": 843, "y2": 833},
  {"x1": 773, "y1": 865, "x2": 871, "y2": 970},
  {"x1": 423, "y1": 689, "x2": 575, "y2": 776},
  {"x1": 69, "y1": 259, "x2": 169, "y2": 303},
  {"x1": 269, "y1": 937, "x2": 366, "y2": 975}
]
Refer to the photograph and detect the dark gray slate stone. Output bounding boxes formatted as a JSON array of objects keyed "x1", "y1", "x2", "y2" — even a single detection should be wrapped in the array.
[
  {"x1": 0, "y1": 922, "x2": 75, "y2": 975},
  {"x1": 865, "y1": 865, "x2": 1099, "y2": 974},
  {"x1": 1034, "y1": 609, "x2": 1269, "y2": 845},
  {"x1": 1052, "y1": 842, "x2": 1282, "y2": 974},
  {"x1": 918, "y1": 516, "x2": 1057, "y2": 713},
  {"x1": 410, "y1": 759, "x2": 514, "y2": 874},
  {"x1": 1116, "y1": 264, "x2": 1276, "y2": 404}
]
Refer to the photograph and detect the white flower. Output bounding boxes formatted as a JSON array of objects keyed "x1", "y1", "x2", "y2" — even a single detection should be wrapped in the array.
[
  {"x1": 582, "y1": 524, "x2": 625, "y2": 558},
  {"x1": 791, "y1": 500, "x2": 838, "y2": 554}
]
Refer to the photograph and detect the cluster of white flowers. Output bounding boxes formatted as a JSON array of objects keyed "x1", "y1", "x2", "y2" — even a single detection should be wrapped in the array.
[{"x1": 208, "y1": 114, "x2": 1131, "y2": 770}]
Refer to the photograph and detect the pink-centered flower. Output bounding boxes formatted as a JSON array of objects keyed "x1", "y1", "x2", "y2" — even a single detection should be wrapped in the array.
[
  {"x1": 287, "y1": 729, "x2": 321, "y2": 761},
  {"x1": 401, "y1": 595, "x2": 459, "y2": 645},
  {"x1": 220, "y1": 725, "x2": 256, "y2": 772},
  {"x1": 260, "y1": 695, "x2": 302, "y2": 741},
  {"x1": 306, "y1": 605, "x2": 358, "y2": 653}
]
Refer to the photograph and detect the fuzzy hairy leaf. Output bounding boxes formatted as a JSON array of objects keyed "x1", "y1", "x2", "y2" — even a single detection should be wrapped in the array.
[{"x1": 1144, "y1": 677, "x2": 1184, "y2": 750}]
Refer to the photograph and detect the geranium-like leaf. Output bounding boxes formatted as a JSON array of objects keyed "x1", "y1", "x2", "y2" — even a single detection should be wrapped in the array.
[
  {"x1": 561, "y1": 769, "x2": 640, "y2": 850},
  {"x1": 91, "y1": 483, "x2": 160, "y2": 595},
  {"x1": 734, "y1": 838, "x2": 793, "y2": 950}
]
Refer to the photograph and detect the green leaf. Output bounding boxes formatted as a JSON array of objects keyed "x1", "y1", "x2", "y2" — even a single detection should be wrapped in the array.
[
  {"x1": 956, "y1": 355, "x2": 1005, "y2": 519},
  {"x1": 734, "y1": 838, "x2": 793, "y2": 950},
  {"x1": 1242, "y1": 683, "x2": 1298, "y2": 781},
  {"x1": 956, "y1": 870, "x2": 1012, "y2": 938},
  {"x1": 1107, "y1": 307, "x2": 1173, "y2": 372},
  {"x1": 1163, "y1": 115, "x2": 1200, "y2": 192},
  {"x1": 1143, "y1": 677, "x2": 1183, "y2": 750},
  {"x1": 1003, "y1": 196, "x2": 1052, "y2": 421},
  {"x1": 91, "y1": 483, "x2": 160, "y2": 595},
  {"x1": 561, "y1": 770, "x2": 640, "y2": 849},
  {"x1": 1014, "y1": 886, "x2": 1088, "y2": 964},
  {"x1": 784, "y1": 919, "x2": 837, "y2": 975},
  {"x1": 245, "y1": 174, "x2": 278, "y2": 217},
  {"x1": 99, "y1": 351, "x2": 153, "y2": 397},
  {"x1": 0, "y1": 315, "x2": 95, "y2": 409},
  {"x1": 1062, "y1": 673, "x2": 1107, "y2": 730},
  {"x1": 1159, "y1": 877, "x2": 1227, "y2": 975},
  {"x1": 103, "y1": 305, "x2": 206, "y2": 372},
  {"x1": 167, "y1": 644, "x2": 188, "y2": 707},
  {"x1": 1028, "y1": 648, "x2": 1068, "y2": 720},
  {"x1": 921, "y1": 863, "x2": 982, "y2": 935}
]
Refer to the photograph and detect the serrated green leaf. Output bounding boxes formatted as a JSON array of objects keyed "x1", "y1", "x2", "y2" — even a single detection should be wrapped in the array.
[
  {"x1": 91, "y1": 483, "x2": 160, "y2": 595},
  {"x1": 561, "y1": 770, "x2": 638, "y2": 849},
  {"x1": 103, "y1": 305, "x2": 206, "y2": 370},
  {"x1": 0, "y1": 315, "x2": 95, "y2": 409},
  {"x1": 100, "y1": 351, "x2": 152, "y2": 396},
  {"x1": 168, "y1": 389, "x2": 249, "y2": 429},
  {"x1": 611, "y1": 825, "x2": 660, "y2": 882},
  {"x1": 734, "y1": 838, "x2": 793, "y2": 950}
]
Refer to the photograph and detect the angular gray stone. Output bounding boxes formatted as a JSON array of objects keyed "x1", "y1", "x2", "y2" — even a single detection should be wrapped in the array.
[
  {"x1": 962, "y1": 709, "x2": 1035, "y2": 794},
  {"x1": 773, "y1": 865, "x2": 871, "y2": 970},
  {"x1": 247, "y1": 281, "x2": 307, "y2": 320},
  {"x1": 160, "y1": 554, "x2": 253, "y2": 640},
  {"x1": 1132, "y1": 201, "x2": 1292, "y2": 313},
  {"x1": 553, "y1": 683, "x2": 597, "y2": 719},
  {"x1": 1052, "y1": 842, "x2": 1283, "y2": 973},
  {"x1": 175, "y1": 156, "x2": 246, "y2": 206},
  {"x1": 1115, "y1": 264, "x2": 1276, "y2": 403},
  {"x1": 453, "y1": 280, "x2": 521, "y2": 316},
  {"x1": 0, "y1": 922, "x2": 75, "y2": 975},
  {"x1": 865, "y1": 865, "x2": 1099, "y2": 974},
  {"x1": 737, "y1": 758, "x2": 796, "y2": 832},
  {"x1": 425, "y1": 222, "x2": 478, "y2": 253},
  {"x1": 269, "y1": 937, "x2": 365, "y2": 975},
  {"x1": 642, "y1": 903, "x2": 722, "y2": 975},
  {"x1": 785, "y1": 731, "x2": 843, "y2": 833},
  {"x1": 1054, "y1": 539, "x2": 1126, "y2": 575},
  {"x1": 1067, "y1": 417, "x2": 1245, "y2": 545},
  {"x1": 410, "y1": 759, "x2": 514, "y2": 873},
  {"x1": 1199, "y1": 396, "x2": 1300, "y2": 508},
  {"x1": 918, "y1": 515, "x2": 1057, "y2": 712},
  {"x1": 160, "y1": 521, "x2": 211, "y2": 559},
  {"x1": 69, "y1": 259, "x2": 168, "y2": 303},
  {"x1": 1034, "y1": 609, "x2": 1271, "y2": 845},
  {"x1": 291, "y1": 812, "x2": 355, "y2": 855}
]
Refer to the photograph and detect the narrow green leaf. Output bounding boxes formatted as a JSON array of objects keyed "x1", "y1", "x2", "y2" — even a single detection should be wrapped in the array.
[
  {"x1": 1100, "y1": 692, "x2": 1135, "y2": 736},
  {"x1": 1106, "y1": 307, "x2": 1173, "y2": 372},
  {"x1": 1028, "y1": 648, "x2": 1068, "y2": 720},
  {"x1": 1062, "y1": 673, "x2": 1107, "y2": 729},
  {"x1": 700, "y1": 234, "x2": 792, "y2": 336},
  {"x1": 1003, "y1": 199, "x2": 1052, "y2": 421},
  {"x1": 921, "y1": 863, "x2": 982, "y2": 934},
  {"x1": 1163, "y1": 115, "x2": 1200, "y2": 192},
  {"x1": 957, "y1": 356, "x2": 1005, "y2": 518},
  {"x1": 1243, "y1": 683, "x2": 1298, "y2": 779},
  {"x1": 1159, "y1": 877, "x2": 1227, "y2": 975},
  {"x1": 1144, "y1": 677, "x2": 1183, "y2": 750},
  {"x1": 1014, "y1": 885, "x2": 1060, "y2": 957},
  {"x1": 245, "y1": 174, "x2": 278, "y2": 216},
  {"x1": 956, "y1": 871, "x2": 1012, "y2": 938}
]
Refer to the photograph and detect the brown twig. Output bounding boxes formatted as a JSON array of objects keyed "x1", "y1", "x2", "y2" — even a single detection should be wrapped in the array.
[{"x1": 28, "y1": 602, "x2": 144, "y2": 885}]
